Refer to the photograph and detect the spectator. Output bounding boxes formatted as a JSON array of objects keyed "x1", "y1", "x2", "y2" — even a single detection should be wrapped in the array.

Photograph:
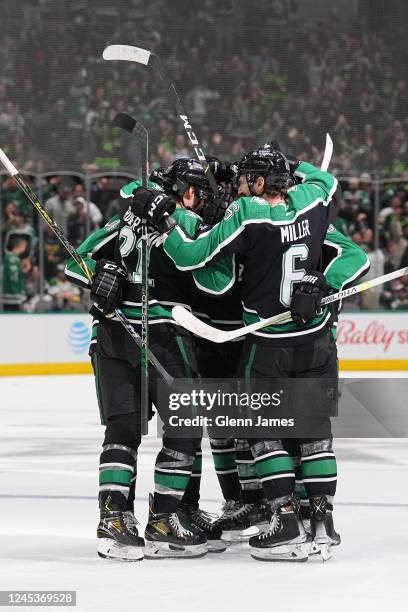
[
  {"x1": 46, "y1": 263, "x2": 81, "y2": 311},
  {"x1": 170, "y1": 134, "x2": 189, "y2": 161},
  {"x1": 43, "y1": 225, "x2": 65, "y2": 281},
  {"x1": 1, "y1": 176, "x2": 33, "y2": 218},
  {"x1": 67, "y1": 197, "x2": 95, "y2": 247},
  {"x1": 2, "y1": 236, "x2": 28, "y2": 311},
  {"x1": 71, "y1": 185, "x2": 103, "y2": 228},
  {"x1": 44, "y1": 183, "x2": 74, "y2": 235},
  {"x1": 90, "y1": 177, "x2": 116, "y2": 223},
  {"x1": 4, "y1": 211, "x2": 37, "y2": 260}
]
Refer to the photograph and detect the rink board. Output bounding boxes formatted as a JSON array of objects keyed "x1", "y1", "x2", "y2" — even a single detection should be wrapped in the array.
[{"x1": 0, "y1": 312, "x2": 407, "y2": 374}]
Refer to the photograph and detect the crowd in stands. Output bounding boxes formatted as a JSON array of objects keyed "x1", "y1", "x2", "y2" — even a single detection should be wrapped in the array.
[
  {"x1": 2, "y1": 170, "x2": 408, "y2": 312},
  {"x1": 1, "y1": 1, "x2": 408, "y2": 310}
]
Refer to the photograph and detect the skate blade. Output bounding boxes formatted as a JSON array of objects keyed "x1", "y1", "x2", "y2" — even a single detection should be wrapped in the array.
[
  {"x1": 144, "y1": 540, "x2": 208, "y2": 559},
  {"x1": 207, "y1": 540, "x2": 227, "y2": 553},
  {"x1": 250, "y1": 541, "x2": 309, "y2": 562},
  {"x1": 306, "y1": 540, "x2": 321, "y2": 556},
  {"x1": 315, "y1": 542, "x2": 333, "y2": 562},
  {"x1": 97, "y1": 538, "x2": 144, "y2": 562}
]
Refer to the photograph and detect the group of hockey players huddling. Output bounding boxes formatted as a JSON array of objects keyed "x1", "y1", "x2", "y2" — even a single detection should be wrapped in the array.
[{"x1": 66, "y1": 142, "x2": 370, "y2": 562}]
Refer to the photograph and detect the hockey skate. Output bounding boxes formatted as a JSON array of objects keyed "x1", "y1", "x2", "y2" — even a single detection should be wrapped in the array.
[
  {"x1": 249, "y1": 505, "x2": 308, "y2": 562},
  {"x1": 144, "y1": 494, "x2": 207, "y2": 559},
  {"x1": 181, "y1": 504, "x2": 226, "y2": 553},
  {"x1": 97, "y1": 493, "x2": 145, "y2": 561},
  {"x1": 214, "y1": 500, "x2": 270, "y2": 543},
  {"x1": 310, "y1": 495, "x2": 341, "y2": 561}
]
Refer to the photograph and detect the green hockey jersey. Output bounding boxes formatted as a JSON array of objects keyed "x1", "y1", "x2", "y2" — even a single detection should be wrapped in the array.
[
  {"x1": 2, "y1": 251, "x2": 26, "y2": 306},
  {"x1": 163, "y1": 162, "x2": 369, "y2": 344}
]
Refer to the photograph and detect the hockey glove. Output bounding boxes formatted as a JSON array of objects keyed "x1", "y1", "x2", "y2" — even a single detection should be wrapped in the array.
[
  {"x1": 284, "y1": 153, "x2": 301, "y2": 174},
  {"x1": 90, "y1": 259, "x2": 127, "y2": 316},
  {"x1": 131, "y1": 187, "x2": 177, "y2": 234},
  {"x1": 290, "y1": 271, "x2": 333, "y2": 326}
]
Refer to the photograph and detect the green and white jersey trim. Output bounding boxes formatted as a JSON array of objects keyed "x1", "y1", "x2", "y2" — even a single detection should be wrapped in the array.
[{"x1": 192, "y1": 254, "x2": 237, "y2": 295}]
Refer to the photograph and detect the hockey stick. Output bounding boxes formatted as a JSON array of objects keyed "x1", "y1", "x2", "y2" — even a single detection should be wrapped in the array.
[
  {"x1": 113, "y1": 112, "x2": 150, "y2": 434},
  {"x1": 0, "y1": 146, "x2": 174, "y2": 387},
  {"x1": 321, "y1": 133, "x2": 333, "y2": 172},
  {"x1": 172, "y1": 266, "x2": 408, "y2": 343},
  {"x1": 102, "y1": 44, "x2": 219, "y2": 197}
]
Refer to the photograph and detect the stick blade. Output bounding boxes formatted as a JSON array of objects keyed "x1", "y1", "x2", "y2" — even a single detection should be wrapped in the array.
[
  {"x1": 172, "y1": 306, "x2": 228, "y2": 343},
  {"x1": 113, "y1": 112, "x2": 136, "y2": 133},
  {"x1": 0, "y1": 147, "x2": 18, "y2": 176},
  {"x1": 102, "y1": 44, "x2": 151, "y2": 65},
  {"x1": 321, "y1": 133, "x2": 333, "y2": 171}
]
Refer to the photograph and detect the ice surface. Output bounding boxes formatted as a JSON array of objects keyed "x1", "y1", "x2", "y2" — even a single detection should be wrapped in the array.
[{"x1": 1, "y1": 374, "x2": 407, "y2": 612}]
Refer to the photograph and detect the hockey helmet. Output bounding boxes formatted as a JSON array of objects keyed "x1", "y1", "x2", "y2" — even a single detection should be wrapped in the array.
[
  {"x1": 238, "y1": 146, "x2": 293, "y2": 190},
  {"x1": 150, "y1": 157, "x2": 213, "y2": 201}
]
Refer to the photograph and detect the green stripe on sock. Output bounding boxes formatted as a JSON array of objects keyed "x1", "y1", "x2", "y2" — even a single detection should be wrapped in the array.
[
  {"x1": 213, "y1": 452, "x2": 236, "y2": 470},
  {"x1": 99, "y1": 469, "x2": 133, "y2": 485},
  {"x1": 155, "y1": 472, "x2": 190, "y2": 491},
  {"x1": 301, "y1": 459, "x2": 337, "y2": 477},
  {"x1": 256, "y1": 455, "x2": 294, "y2": 477}
]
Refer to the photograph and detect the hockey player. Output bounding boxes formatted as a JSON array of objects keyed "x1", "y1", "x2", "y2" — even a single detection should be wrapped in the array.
[
  {"x1": 65, "y1": 159, "x2": 219, "y2": 560},
  {"x1": 180, "y1": 158, "x2": 270, "y2": 542},
  {"x1": 150, "y1": 159, "x2": 259, "y2": 551},
  {"x1": 126, "y1": 147, "x2": 369, "y2": 561},
  {"x1": 184, "y1": 170, "x2": 371, "y2": 548}
]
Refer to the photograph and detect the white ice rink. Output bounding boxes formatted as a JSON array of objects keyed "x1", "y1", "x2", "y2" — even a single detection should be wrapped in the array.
[{"x1": 1, "y1": 374, "x2": 408, "y2": 612}]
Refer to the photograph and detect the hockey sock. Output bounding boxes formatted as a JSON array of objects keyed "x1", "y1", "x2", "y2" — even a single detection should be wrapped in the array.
[
  {"x1": 210, "y1": 437, "x2": 241, "y2": 501},
  {"x1": 236, "y1": 439, "x2": 263, "y2": 504},
  {"x1": 293, "y1": 455, "x2": 310, "y2": 519},
  {"x1": 154, "y1": 445, "x2": 195, "y2": 513},
  {"x1": 300, "y1": 439, "x2": 337, "y2": 499},
  {"x1": 99, "y1": 445, "x2": 137, "y2": 504},
  {"x1": 181, "y1": 447, "x2": 202, "y2": 508},
  {"x1": 99, "y1": 414, "x2": 141, "y2": 505},
  {"x1": 250, "y1": 440, "x2": 295, "y2": 504}
]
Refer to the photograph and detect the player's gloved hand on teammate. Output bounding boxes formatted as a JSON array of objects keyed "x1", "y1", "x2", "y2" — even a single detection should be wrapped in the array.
[
  {"x1": 90, "y1": 259, "x2": 128, "y2": 316},
  {"x1": 284, "y1": 153, "x2": 301, "y2": 174},
  {"x1": 290, "y1": 271, "x2": 333, "y2": 325},
  {"x1": 131, "y1": 187, "x2": 177, "y2": 234}
]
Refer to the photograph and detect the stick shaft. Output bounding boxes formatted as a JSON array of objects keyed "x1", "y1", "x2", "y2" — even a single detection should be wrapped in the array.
[{"x1": 139, "y1": 127, "x2": 149, "y2": 435}]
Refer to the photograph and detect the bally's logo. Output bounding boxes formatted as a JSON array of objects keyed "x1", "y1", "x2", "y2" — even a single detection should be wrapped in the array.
[{"x1": 68, "y1": 321, "x2": 91, "y2": 354}]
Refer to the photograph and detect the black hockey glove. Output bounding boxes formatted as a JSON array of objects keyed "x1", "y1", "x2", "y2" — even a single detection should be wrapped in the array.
[
  {"x1": 284, "y1": 153, "x2": 301, "y2": 174},
  {"x1": 131, "y1": 187, "x2": 177, "y2": 234},
  {"x1": 290, "y1": 271, "x2": 333, "y2": 326},
  {"x1": 90, "y1": 259, "x2": 127, "y2": 316}
]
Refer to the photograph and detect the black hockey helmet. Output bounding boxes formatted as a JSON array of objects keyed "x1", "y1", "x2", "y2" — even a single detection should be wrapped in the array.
[
  {"x1": 149, "y1": 157, "x2": 213, "y2": 201},
  {"x1": 238, "y1": 146, "x2": 293, "y2": 191}
]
